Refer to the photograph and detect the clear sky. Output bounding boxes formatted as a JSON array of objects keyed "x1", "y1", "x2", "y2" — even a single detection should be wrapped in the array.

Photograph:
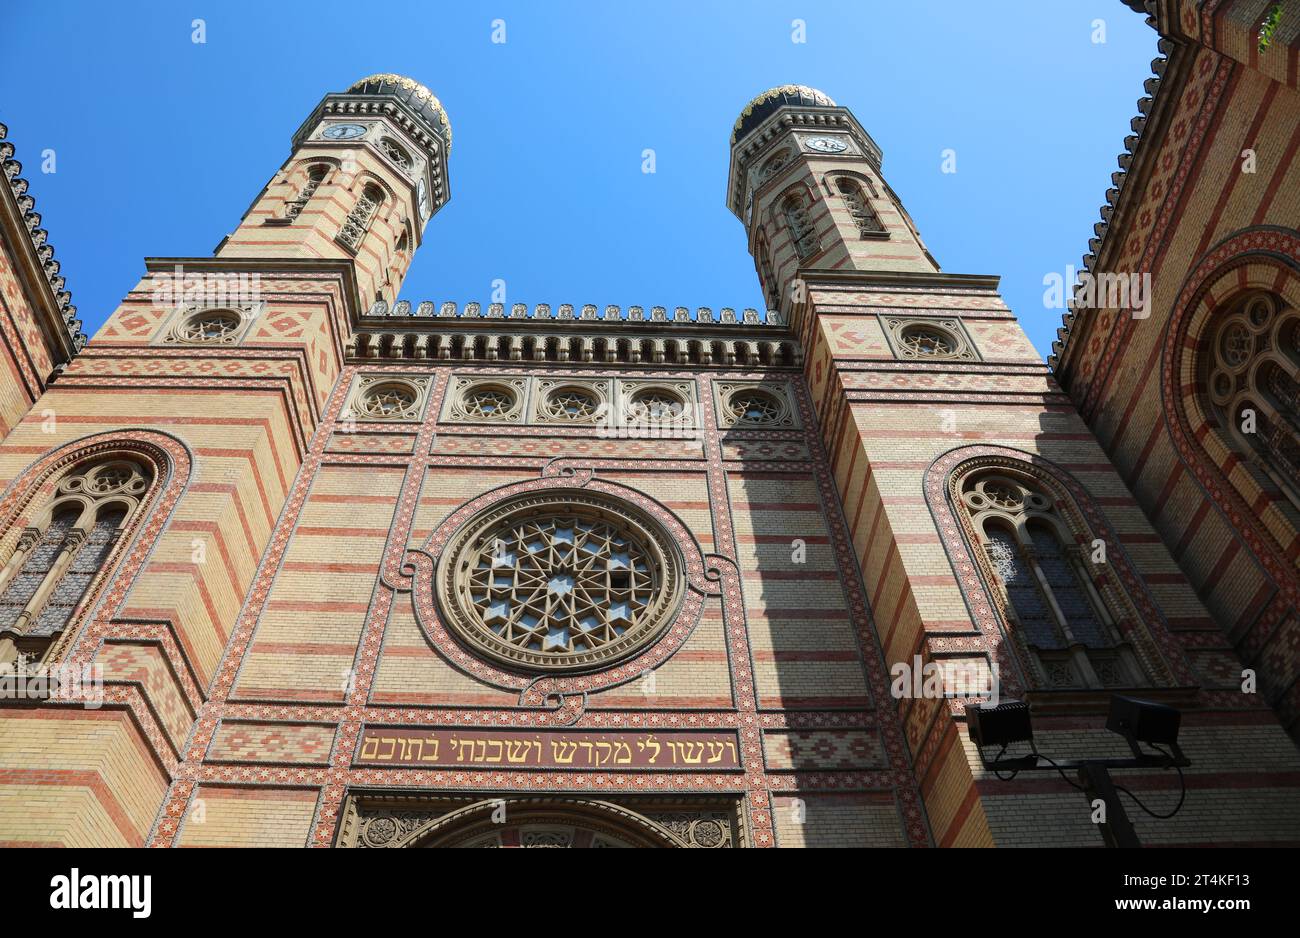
[{"x1": 2, "y1": 0, "x2": 1157, "y2": 359}]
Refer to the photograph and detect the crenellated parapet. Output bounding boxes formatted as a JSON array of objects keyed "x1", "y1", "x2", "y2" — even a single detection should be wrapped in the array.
[
  {"x1": 348, "y1": 302, "x2": 797, "y2": 367},
  {"x1": 362, "y1": 301, "x2": 782, "y2": 326},
  {"x1": 346, "y1": 329, "x2": 800, "y2": 368}
]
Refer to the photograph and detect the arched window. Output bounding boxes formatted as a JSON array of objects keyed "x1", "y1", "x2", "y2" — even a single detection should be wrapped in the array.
[
  {"x1": 756, "y1": 236, "x2": 779, "y2": 310},
  {"x1": 781, "y1": 190, "x2": 819, "y2": 259},
  {"x1": 284, "y1": 164, "x2": 328, "y2": 221},
  {"x1": 834, "y1": 177, "x2": 884, "y2": 236},
  {"x1": 339, "y1": 183, "x2": 384, "y2": 250},
  {"x1": 959, "y1": 471, "x2": 1144, "y2": 690},
  {"x1": 0, "y1": 458, "x2": 151, "y2": 666},
  {"x1": 1202, "y1": 291, "x2": 1300, "y2": 512}
]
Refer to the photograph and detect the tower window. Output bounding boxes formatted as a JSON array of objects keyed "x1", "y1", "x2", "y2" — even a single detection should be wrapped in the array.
[
  {"x1": 781, "y1": 191, "x2": 819, "y2": 259},
  {"x1": 834, "y1": 177, "x2": 885, "y2": 236},
  {"x1": 339, "y1": 184, "x2": 384, "y2": 251},
  {"x1": 285, "y1": 164, "x2": 328, "y2": 221}
]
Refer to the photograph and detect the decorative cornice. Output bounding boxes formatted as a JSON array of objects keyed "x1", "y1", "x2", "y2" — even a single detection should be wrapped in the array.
[
  {"x1": 361, "y1": 300, "x2": 782, "y2": 327},
  {"x1": 347, "y1": 327, "x2": 801, "y2": 369},
  {"x1": 0, "y1": 122, "x2": 85, "y2": 357}
]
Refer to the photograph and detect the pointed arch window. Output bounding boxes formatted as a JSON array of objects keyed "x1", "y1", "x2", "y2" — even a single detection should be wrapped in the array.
[
  {"x1": 960, "y1": 471, "x2": 1144, "y2": 690},
  {"x1": 284, "y1": 163, "x2": 328, "y2": 221},
  {"x1": 338, "y1": 183, "x2": 384, "y2": 251},
  {"x1": 0, "y1": 458, "x2": 151, "y2": 666},
  {"x1": 1202, "y1": 292, "x2": 1300, "y2": 512},
  {"x1": 781, "y1": 190, "x2": 819, "y2": 259},
  {"x1": 833, "y1": 177, "x2": 885, "y2": 236}
]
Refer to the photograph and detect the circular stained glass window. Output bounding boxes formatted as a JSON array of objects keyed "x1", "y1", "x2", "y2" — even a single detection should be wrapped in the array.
[
  {"x1": 436, "y1": 490, "x2": 684, "y2": 671},
  {"x1": 357, "y1": 382, "x2": 419, "y2": 419},
  {"x1": 463, "y1": 386, "x2": 517, "y2": 420},
  {"x1": 543, "y1": 386, "x2": 601, "y2": 421},
  {"x1": 899, "y1": 325, "x2": 957, "y2": 358},
  {"x1": 728, "y1": 389, "x2": 782, "y2": 425},
  {"x1": 177, "y1": 309, "x2": 241, "y2": 343}
]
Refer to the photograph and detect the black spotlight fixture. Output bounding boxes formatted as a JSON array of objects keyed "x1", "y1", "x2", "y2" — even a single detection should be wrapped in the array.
[
  {"x1": 967, "y1": 694, "x2": 1191, "y2": 848},
  {"x1": 1107, "y1": 695, "x2": 1182, "y2": 747},
  {"x1": 967, "y1": 699, "x2": 1033, "y2": 749}
]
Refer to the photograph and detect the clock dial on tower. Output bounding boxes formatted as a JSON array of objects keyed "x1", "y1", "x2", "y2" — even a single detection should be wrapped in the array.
[
  {"x1": 804, "y1": 136, "x2": 848, "y2": 153},
  {"x1": 322, "y1": 123, "x2": 367, "y2": 140}
]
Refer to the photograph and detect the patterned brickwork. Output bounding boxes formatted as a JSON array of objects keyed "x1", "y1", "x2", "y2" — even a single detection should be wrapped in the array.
[
  {"x1": 763, "y1": 727, "x2": 884, "y2": 771},
  {"x1": 207, "y1": 722, "x2": 335, "y2": 764},
  {"x1": 0, "y1": 709, "x2": 168, "y2": 847},
  {"x1": 1054, "y1": 28, "x2": 1300, "y2": 739}
]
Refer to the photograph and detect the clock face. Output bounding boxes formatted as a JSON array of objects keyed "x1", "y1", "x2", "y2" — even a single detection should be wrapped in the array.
[
  {"x1": 805, "y1": 136, "x2": 848, "y2": 154},
  {"x1": 322, "y1": 123, "x2": 367, "y2": 140}
]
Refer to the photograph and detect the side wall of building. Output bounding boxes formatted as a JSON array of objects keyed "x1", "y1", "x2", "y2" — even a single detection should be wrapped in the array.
[{"x1": 1055, "y1": 7, "x2": 1300, "y2": 739}]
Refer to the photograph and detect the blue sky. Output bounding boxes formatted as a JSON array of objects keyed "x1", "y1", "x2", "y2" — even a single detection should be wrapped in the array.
[{"x1": 2, "y1": 1, "x2": 1156, "y2": 359}]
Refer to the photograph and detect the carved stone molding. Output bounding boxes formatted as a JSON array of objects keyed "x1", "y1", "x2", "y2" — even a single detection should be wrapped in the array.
[{"x1": 335, "y1": 792, "x2": 745, "y2": 848}]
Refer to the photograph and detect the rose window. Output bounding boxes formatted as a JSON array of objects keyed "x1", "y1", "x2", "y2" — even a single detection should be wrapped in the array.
[
  {"x1": 1219, "y1": 322, "x2": 1252, "y2": 367},
  {"x1": 436, "y1": 491, "x2": 683, "y2": 671},
  {"x1": 543, "y1": 387, "x2": 601, "y2": 421},
  {"x1": 357, "y1": 383, "x2": 418, "y2": 419},
  {"x1": 627, "y1": 390, "x2": 684, "y2": 422},
  {"x1": 85, "y1": 464, "x2": 144, "y2": 495},
  {"x1": 728, "y1": 390, "x2": 781, "y2": 425},
  {"x1": 177, "y1": 310, "x2": 241, "y2": 343},
  {"x1": 899, "y1": 326, "x2": 956, "y2": 358},
  {"x1": 463, "y1": 387, "x2": 516, "y2": 420}
]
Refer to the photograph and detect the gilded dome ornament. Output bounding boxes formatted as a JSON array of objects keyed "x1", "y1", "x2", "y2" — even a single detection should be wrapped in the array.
[
  {"x1": 346, "y1": 73, "x2": 452, "y2": 150},
  {"x1": 732, "y1": 84, "x2": 837, "y2": 143}
]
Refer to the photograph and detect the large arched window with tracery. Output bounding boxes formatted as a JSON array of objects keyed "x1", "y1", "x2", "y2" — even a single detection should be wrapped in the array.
[
  {"x1": 781, "y1": 190, "x2": 819, "y2": 259},
  {"x1": 338, "y1": 183, "x2": 384, "y2": 250},
  {"x1": 833, "y1": 176, "x2": 884, "y2": 236},
  {"x1": 1202, "y1": 291, "x2": 1300, "y2": 512},
  {"x1": 284, "y1": 163, "x2": 328, "y2": 221},
  {"x1": 0, "y1": 457, "x2": 152, "y2": 666},
  {"x1": 959, "y1": 470, "x2": 1145, "y2": 690}
]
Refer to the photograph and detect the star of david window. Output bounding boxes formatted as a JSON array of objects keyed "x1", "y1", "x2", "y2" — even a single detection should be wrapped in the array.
[
  {"x1": 436, "y1": 491, "x2": 684, "y2": 671},
  {"x1": 899, "y1": 325, "x2": 956, "y2": 358},
  {"x1": 378, "y1": 138, "x2": 413, "y2": 172},
  {"x1": 356, "y1": 382, "x2": 419, "y2": 419},
  {"x1": 463, "y1": 386, "x2": 517, "y2": 420},
  {"x1": 543, "y1": 386, "x2": 601, "y2": 422},
  {"x1": 626, "y1": 389, "x2": 685, "y2": 423},
  {"x1": 729, "y1": 390, "x2": 781, "y2": 425},
  {"x1": 173, "y1": 309, "x2": 243, "y2": 344}
]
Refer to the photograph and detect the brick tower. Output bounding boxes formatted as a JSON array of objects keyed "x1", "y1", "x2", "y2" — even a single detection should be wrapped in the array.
[{"x1": 727, "y1": 84, "x2": 1300, "y2": 846}]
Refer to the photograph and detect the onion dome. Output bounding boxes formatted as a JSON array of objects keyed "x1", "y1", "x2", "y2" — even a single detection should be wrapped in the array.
[
  {"x1": 347, "y1": 73, "x2": 452, "y2": 150},
  {"x1": 732, "y1": 85, "x2": 836, "y2": 144}
]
